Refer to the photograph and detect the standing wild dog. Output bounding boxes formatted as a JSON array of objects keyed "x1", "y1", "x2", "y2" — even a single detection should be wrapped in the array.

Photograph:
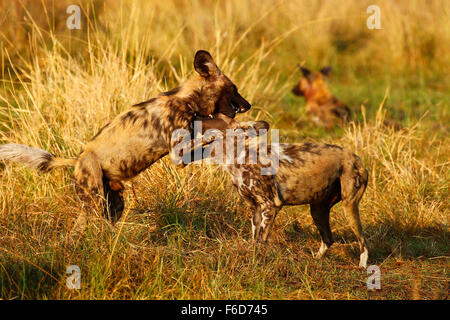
[
  {"x1": 204, "y1": 128, "x2": 369, "y2": 268},
  {"x1": 292, "y1": 66, "x2": 351, "y2": 129},
  {"x1": 0, "y1": 50, "x2": 260, "y2": 232}
]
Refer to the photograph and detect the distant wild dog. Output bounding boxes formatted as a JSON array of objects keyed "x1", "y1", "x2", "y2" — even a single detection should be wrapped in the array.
[
  {"x1": 204, "y1": 128, "x2": 369, "y2": 268},
  {"x1": 292, "y1": 66, "x2": 351, "y2": 129},
  {"x1": 0, "y1": 50, "x2": 262, "y2": 231}
]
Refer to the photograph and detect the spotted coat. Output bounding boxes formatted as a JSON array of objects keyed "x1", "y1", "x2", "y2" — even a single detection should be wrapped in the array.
[{"x1": 214, "y1": 131, "x2": 370, "y2": 268}]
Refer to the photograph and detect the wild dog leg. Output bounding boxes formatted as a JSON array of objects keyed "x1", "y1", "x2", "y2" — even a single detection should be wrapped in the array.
[
  {"x1": 199, "y1": 113, "x2": 269, "y2": 132},
  {"x1": 310, "y1": 204, "x2": 334, "y2": 259},
  {"x1": 251, "y1": 206, "x2": 263, "y2": 241},
  {"x1": 178, "y1": 116, "x2": 270, "y2": 165},
  {"x1": 258, "y1": 203, "x2": 281, "y2": 243},
  {"x1": 170, "y1": 133, "x2": 218, "y2": 167},
  {"x1": 232, "y1": 121, "x2": 269, "y2": 132},
  {"x1": 342, "y1": 203, "x2": 369, "y2": 268},
  {"x1": 103, "y1": 178, "x2": 125, "y2": 223},
  {"x1": 340, "y1": 157, "x2": 369, "y2": 268},
  {"x1": 71, "y1": 151, "x2": 104, "y2": 235}
]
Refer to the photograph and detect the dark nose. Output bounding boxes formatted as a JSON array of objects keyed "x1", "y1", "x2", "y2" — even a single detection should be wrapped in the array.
[
  {"x1": 241, "y1": 100, "x2": 251, "y2": 111},
  {"x1": 235, "y1": 93, "x2": 251, "y2": 113},
  {"x1": 291, "y1": 86, "x2": 301, "y2": 96}
]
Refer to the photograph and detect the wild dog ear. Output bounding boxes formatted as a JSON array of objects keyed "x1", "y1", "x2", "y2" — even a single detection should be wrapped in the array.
[
  {"x1": 194, "y1": 50, "x2": 221, "y2": 78},
  {"x1": 319, "y1": 66, "x2": 332, "y2": 77},
  {"x1": 299, "y1": 66, "x2": 312, "y2": 80}
]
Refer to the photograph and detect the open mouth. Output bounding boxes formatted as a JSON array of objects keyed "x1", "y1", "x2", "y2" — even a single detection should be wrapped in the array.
[
  {"x1": 231, "y1": 100, "x2": 241, "y2": 113},
  {"x1": 231, "y1": 100, "x2": 249, "y2": 113}
]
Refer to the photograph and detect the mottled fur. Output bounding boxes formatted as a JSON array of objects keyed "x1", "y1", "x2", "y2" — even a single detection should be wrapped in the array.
[
  {"x1": 197, "y1": 113, "x2": 269, "y2": 133},
  {"x1": 0, "y1": 50, "x2": 254, "y2": 228},
  {"x1": 214, "y1": 132, "x2": 369, "y2": 268},
  {"x1": 292, "y1": 66, "x2": 351, "y2": 129}
]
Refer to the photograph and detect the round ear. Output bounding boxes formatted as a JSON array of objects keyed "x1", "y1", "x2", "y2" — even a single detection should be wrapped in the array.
[
  {"x1": 194, "y1": 50, "x2": 220, "y2": 77},
  {"x1": 299, "y1": 66, "x2": 312, "y2": 79},
  {"x1": 319, "y1": 66, "x2": 332, "y2": 77}
]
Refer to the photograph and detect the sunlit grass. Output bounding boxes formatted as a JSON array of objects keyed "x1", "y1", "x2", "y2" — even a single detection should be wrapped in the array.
[{"x1": 0, "y1": 0, "x2": 448, "y2": 299}]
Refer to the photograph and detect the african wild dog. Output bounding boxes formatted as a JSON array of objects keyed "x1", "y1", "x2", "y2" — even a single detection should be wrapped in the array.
[
  {"x1": 204, "y1": 128, "x2": 369, "y2": 268},
  {"x1": 0, "y1": 50, "x2": 262, "y2": 232},
  {"x1": 292, "y1": 66, "x2": 351, "y2": 129}
]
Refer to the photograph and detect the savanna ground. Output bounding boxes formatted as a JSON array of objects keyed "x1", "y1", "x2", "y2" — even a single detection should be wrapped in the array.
[{"x1": 0, "y1": 0, "x2": 448, "y2": 300}]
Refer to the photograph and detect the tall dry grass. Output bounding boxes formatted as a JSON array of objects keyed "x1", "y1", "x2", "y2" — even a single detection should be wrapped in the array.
[{"x1": 0, "y1": 0, "x2": 448, "y2": 299}]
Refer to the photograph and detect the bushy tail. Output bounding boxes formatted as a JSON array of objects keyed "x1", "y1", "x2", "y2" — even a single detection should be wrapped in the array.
[{"x1": 0, "y1": 143, "x2": 77, "y2": 172}]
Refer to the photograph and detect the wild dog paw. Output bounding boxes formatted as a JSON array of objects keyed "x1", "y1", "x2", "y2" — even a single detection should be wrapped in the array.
[
  {"x1": 252, "y1": 121, "x2": 270, "y2": 131},
  {"x1": 313, "y1": 242, "x2": 329, "y2": 259},
  {"x1": 239, "y1": 120, "x2": 270, "y2": 132},
  {"x1": 358, "y1": 248, "x2": 369, "y2": 269}
]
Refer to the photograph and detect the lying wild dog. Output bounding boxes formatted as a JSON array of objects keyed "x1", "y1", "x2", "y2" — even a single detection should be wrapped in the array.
[
  {"x1": 200, "y1": 125, "x2": 369, "y2": 268},
  {"x1": 0, "y1": 50, "x2": 262, "y2": 232},
  {"x1": 292, "y1": 66, "x2": 351, "y2": 129}
]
